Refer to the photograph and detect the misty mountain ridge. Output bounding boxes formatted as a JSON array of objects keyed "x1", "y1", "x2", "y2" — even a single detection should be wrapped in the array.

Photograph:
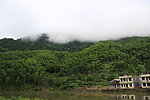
[
  {"x1": 0, "y1": 33, "x2": 94, "y2": 52},
  {"x1": 0, "y1": 34, "x2": 149, "y2": 52}
]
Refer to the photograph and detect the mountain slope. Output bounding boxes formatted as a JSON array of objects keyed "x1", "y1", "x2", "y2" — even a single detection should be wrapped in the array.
[{"x1": 0, "y1": 36, "x2": 149, "y2": 90}]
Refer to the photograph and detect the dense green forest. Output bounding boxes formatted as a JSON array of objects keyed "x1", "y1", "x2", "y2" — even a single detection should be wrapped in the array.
[
  {"x1": 0, "y1": 36, "x2": 149, "y2": 90},
  {"x1": 0, "y1": 34, "x2": 94, "y2": 52}
]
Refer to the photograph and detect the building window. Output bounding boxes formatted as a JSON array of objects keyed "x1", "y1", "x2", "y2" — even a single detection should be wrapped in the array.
[
  {"x1": 129, "y1": 78, "x2": 132, "y2": 81},
  {"x1": 122, "y1": 96, "x2": 125, "y2": 99},
  {"x1": 145, "y1": 97, "x2": 149, "y2": 100},
  {"x1": 126, "y1": 84, "x2": 128, "y2": 88},
  {"x1": 131, "y1": 96, "x2": 134, "y2": 99},
  {"x1": 123, "y1": 78, "x2": 126, "y2": 81},
  {"x1": 147, "y1": 83, "x2": 150, "y2": 86},
  {"x1": 120, "y1": 79, "x2": 122, "y2": 81},
  {"x1": 142, "y1": 77, "x2": 145, "y2": 80},
  {"x1": 143, "y1": 83, "x2": 146, "y2": 87},
  {"x1": 129, "y1": 84, "x2": 132, "y2": 87}
]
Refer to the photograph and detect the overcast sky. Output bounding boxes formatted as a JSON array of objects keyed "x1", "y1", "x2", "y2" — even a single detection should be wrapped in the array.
[{"x1": 0, "y1": 0, "x2": 150, "y2": 43}]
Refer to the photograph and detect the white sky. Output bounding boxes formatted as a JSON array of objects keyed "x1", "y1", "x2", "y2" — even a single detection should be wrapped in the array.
[{"x1": 0, "y1": 0, "x2": 150, "y2": 42}]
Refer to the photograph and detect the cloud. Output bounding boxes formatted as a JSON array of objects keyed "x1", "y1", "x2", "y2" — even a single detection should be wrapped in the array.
[{"x1": 0, "y1": 0, "x2": 150, "y2": 42}]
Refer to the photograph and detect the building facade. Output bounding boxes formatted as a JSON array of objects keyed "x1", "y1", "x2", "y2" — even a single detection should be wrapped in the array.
[
  {"x1": 109, "y1": 73, "x2": 150, "y2": 89},
  {"x1": 119, "y1": 75, "x2": 141, "y2": 88},
  {"x1": 139, "y1": 72, "x2": 150, "y2": 88},
  {"x1": 119, "y1": 75, "x2": 135, "y2": 88}
]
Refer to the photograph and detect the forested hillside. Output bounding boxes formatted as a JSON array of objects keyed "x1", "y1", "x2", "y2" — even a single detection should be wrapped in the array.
[
  {"x1": 0, "y1": 36, "x2": 149, "y2": 90},
  {"x1": 0, "y1": 34, "x2": 94, "y2": 52}
]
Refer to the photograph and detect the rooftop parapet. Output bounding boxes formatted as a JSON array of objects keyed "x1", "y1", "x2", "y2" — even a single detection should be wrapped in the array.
[
  {"x1": 140, "y1": 74, "x2": 150, "y2": 77},
  {"x1": 119, "y1": 75, "x2": 133, "y2": 78}
]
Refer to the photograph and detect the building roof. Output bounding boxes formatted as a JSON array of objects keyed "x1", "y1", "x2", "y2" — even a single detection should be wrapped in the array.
[
  {"x1": 119, "y1": 75, "x2": 133, "y2": 78},
  {"x1": 110, "y1": 79, "x2": 120, "y2": 84}
]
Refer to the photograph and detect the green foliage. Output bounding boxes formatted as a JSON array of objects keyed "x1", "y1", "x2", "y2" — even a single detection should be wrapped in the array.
[
  {"x1": 0, "y1": 96, "x2": 46, "y2": 100},
  {"x1": 0, "y1": 36, "x2": 149, "y2": 90}
]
